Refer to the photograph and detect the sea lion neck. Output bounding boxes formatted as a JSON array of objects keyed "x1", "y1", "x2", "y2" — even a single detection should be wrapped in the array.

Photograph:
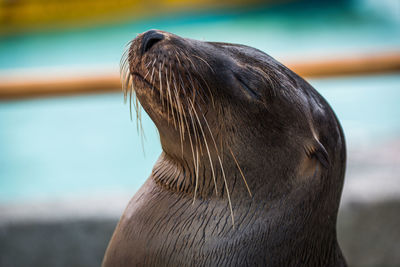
[
  {"x1": 150, "y1": 142, "x2": 299, "y2": 201},
  {"x1": 151, "y1": 151, "x2": 240, "y2": 199}
]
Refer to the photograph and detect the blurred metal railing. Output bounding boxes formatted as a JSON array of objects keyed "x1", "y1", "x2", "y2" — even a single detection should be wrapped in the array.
[{"x1": 0, "y1": 52, "x2": 399, "y2": 100}]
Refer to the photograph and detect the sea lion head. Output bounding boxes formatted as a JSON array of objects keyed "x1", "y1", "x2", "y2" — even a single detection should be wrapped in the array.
[{"x1": 121, "y1": 29, "x2": 346, "y2": 223}]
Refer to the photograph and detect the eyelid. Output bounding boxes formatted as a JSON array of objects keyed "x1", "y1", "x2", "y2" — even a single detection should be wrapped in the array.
[{"x1": 234, "y1": 73, "x2": 261, "y2": 100}]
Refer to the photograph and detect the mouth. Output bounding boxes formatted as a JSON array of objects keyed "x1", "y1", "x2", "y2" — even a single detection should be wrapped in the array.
[
  {"x1": 131, "y1": 72, "x2": 157, "y2": 95},
  {"x1": 130, "y1": 69, "x2": 187, "y2": 126},
  {"x1": 130, "y1": 71, "x2": 167, "y2": 106}
]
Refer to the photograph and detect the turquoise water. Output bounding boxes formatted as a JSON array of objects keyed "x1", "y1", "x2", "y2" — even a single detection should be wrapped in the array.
[
  {"x1": 0, "y1": 3, "x2": 399, "y2": 202},
  {"x1": 0, "y1": 94, "x2": 161, "y2": 201},
  {"x1": 0, "y1": 74, "x2": 399, "y2": 202},
  {"x1": 312, "y1": 75, "x2": 400, "y2": 144}
]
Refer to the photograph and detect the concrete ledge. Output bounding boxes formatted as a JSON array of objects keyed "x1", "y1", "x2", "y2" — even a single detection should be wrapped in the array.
[
  {"x1": 338, "y1": 200, "x2": 400, "y2": 267},
  {"x1": 0, "y1": 219, "x2": 117, "y2": 267}
]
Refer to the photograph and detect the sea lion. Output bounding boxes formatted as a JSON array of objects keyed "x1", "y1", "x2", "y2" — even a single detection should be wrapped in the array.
[{"x1": 102, "y1": 30, "x2": 347, "y2": 266}]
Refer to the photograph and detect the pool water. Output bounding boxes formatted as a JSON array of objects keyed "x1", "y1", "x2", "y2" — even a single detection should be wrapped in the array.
[
  {"x1": 0, "y1": 93, "x2": 161, "y2": 202},
  {"x1": 312, "y1": 75, "x2": 400, "y2": 145}
]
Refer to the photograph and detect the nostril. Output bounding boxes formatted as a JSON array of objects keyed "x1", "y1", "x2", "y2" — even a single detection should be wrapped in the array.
[{"x1": 141, "y1": 30, "x2": 164, "y2": 55}]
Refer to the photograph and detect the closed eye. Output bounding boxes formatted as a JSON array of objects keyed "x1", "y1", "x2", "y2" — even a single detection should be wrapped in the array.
[{"x1": 234, "y1": 73, "x2": 261, "y2": 100}]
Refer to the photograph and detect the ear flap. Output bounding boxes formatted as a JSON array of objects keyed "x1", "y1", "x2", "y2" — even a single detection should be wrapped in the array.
[{"x1": 304, "y1": 139, "x2": 329, "y2": 168}]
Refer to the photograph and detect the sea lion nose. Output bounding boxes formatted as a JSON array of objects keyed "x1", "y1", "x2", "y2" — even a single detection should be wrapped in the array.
[{"x1": 141, "y1": 30, "x2": 164, "y2": 55}]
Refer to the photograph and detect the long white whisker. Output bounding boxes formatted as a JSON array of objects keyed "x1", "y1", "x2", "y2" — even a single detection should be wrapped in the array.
[
  {"x1": 202, "y1": 113, "x2": 234, "y2": 228},
  {"x1": 228, "y1": 146, "x2": 252, "y2": 197},
  {"x1": 188, "y1": 99, "x2": 218, "y2": 195}
]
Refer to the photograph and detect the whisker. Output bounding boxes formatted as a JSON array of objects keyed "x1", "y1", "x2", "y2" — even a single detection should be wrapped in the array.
[
  {"x1": 159, "y1": 62, "x2": 164, "y2": 109},
  {"x1": 192, "y1": 146, "x2": 200, "y2": 205},
  {"x1": 183, "y1": 109, "x2": 198, "y2": 201},
  {"x1": 192, "y1": 54, "x2": 214, "y2": 74},
  {"x1": 228, "y1": 146, "x2": 252, "y2": 197},
  {"x1": 187, "y1": 100, "x2": 203, "y2": 155},
  {"x1": 120, "y1": 42, "x2": 146, "y2": 155},
  {"x1": 143, "y1": 68, "x2": 150, "y2": 80},
  {"x1": 188, "y1": 98, "x2": 218, "y2": 195},
  {"x1": 202, "y1": 113, "x2": 234, "y2": 228}
]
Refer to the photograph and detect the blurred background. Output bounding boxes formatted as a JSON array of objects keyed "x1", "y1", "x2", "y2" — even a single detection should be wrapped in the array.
[{"x1": 0, "y1": 0, "x2": 399, "y2": 266}]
